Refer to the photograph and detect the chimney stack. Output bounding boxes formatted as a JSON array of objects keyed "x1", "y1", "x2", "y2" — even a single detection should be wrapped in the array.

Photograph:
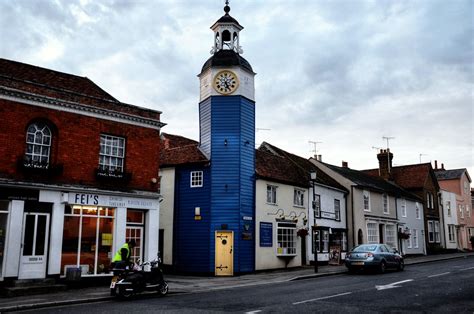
[
  {"x1": 317, "y1": 155, "x2": 322, "y2": 162},
  {"x1": 377, "y1": 149, "x2": 393, "y2": 180},
  {"x1": 434, "y1": 160, "x2": 438, "y2": 169},
  {"x1": 342, "y1": 161, "x2": 348, "y2": 168}
]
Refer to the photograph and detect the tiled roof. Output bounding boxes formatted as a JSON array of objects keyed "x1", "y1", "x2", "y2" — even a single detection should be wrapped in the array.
[
  {"x1": 256, "y1": 142, "x2": 347, "y2": 192},
  {"x1": 363, "y1": 163, "x2": 439, "y2": 192},
  {"x1": 0, "y1": 58, "x2": 161, "y2": 120},
  {"x1": 325, "y1": 162, "x2": 421, "y2": 201},
  {"x1": 434, "y1": 168, "x2": 469, "y2": 181},
  {"x1": 160, "y1": 133, "x2": 208, "y2": 167}
]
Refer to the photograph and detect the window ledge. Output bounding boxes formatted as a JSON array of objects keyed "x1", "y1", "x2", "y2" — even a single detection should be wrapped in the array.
[{"x1": 17, "y1": 157, "x2": 63, "y2": 178}]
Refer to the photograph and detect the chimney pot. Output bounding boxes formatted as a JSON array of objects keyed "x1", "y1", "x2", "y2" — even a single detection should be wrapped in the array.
[{"x1": 342, "y1": 161, "x2": 348, "y2": 168}]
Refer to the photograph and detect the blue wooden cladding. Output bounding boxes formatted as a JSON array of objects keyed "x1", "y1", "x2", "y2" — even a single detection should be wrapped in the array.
[{"x1": 175, "y1": 95, "x2": 255, "y2": 274}]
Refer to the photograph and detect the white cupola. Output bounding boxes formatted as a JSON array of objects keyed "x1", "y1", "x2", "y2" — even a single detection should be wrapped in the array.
[{"x1": 210, "y1": 1, "x2": 244, "y2": 55}]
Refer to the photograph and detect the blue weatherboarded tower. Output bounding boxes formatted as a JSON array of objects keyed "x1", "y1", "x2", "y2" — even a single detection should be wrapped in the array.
[{"x1": 195, "y1": 3, "x2": 255, "y2": 275}]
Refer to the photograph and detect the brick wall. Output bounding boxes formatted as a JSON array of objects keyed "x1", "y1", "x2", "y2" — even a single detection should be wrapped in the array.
[{"x1": 0, "y1": 99, "x2": 160, "y2": 192}]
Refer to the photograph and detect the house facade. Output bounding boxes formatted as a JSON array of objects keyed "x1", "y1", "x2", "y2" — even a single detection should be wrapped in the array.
[
  {"x1": 311, "y1": 158, "x2": 423, "y2": 255},
  {"x1": 440, "y1": 190, "x2": 459, "y2": 250},
  {"x1": 434, "y1": 164, "x2": 472, "y2": 250},
  {"x1": 0, "y1": 58, "x2": 164, "y2": 281},
  {"x1": 364, "y1": 150, "x2": 443, "y2": 254},
  {"x1": 255, "y1": 143, "x2": 347, "y2": 269}
]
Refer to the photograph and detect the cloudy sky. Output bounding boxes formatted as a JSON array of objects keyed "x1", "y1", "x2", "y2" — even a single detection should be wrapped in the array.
[{"x1": 1, "y1": 0, "x2": 472, "y2": 182}]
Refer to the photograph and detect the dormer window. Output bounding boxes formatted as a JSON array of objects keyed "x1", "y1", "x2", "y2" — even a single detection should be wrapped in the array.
[{"x1": 25, "y1": 122, "x2": 52, "y2": 168}]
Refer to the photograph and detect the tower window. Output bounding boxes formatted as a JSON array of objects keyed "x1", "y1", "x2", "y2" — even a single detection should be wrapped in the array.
[{"x1": 190, "y1": 171, "x2": 203, "y2": 188}]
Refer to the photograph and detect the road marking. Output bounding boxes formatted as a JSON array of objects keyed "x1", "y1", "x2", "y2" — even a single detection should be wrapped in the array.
[
  {"x1": 375, "y1": 279, "x2": 413, "y2": 291},
  {"x1": 245, "y1": 310, "x2": 262, "y2": 314},
  {"x1": 460, "y1": 266, "x2": 474, "y2": 271},
  {"x1": 428, "y1": 272, "x2": 451, "y2": 278},
  {"x1": 293, "y1": 292, "x2": 352, "y2": 305}
]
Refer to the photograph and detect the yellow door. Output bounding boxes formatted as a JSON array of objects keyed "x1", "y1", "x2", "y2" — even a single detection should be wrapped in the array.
[{"x1": 215, "y1": 231, "x2": 233, "y2": 276}]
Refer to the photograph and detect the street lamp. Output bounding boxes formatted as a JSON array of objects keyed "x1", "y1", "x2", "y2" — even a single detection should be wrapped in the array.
[{"x1": 310, "y1": 170, "x2": 318, "y2": 273}]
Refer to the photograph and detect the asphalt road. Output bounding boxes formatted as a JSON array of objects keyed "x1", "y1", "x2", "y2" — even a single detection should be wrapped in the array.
[{"x1": 20, "y1": 256, "x2": 474, "y2": 313}]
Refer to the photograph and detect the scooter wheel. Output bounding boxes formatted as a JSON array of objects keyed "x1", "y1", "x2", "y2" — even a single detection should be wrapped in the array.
[
  {"x1": 158, "y1": 282, "x2": 168, "y2": 296},
  {"x1": 118, "y1": 286, "x2": 133, "y2": 299}
]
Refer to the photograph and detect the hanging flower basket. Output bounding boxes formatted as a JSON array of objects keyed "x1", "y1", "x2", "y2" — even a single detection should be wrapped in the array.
[
  {"x1": 297, "y1": 228, "x2": 309, "y2": 237},
  {"x1": 398, "y1": 231, "x2": 411, "y2": 239}
]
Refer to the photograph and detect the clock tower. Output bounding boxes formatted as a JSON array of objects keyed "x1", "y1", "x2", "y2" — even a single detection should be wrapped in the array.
[{"x1": 198, "y1": 1, "x2": 255, "y2": 275}]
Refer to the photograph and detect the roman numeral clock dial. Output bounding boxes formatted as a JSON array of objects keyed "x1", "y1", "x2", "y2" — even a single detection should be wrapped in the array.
[{"x1": 213, "y1": 70, "x2": 239, "y2": 95}]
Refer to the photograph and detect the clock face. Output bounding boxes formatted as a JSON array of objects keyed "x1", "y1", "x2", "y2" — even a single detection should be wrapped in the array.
[{"x1": 213, "y1": 70, "x2": 239, "y2": 95}]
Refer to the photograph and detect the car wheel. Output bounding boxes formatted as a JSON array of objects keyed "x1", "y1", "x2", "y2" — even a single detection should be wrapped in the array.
[
  {"x1": 397, "y1": 260, "x2": 404, "y2": 271},
  {"x1": 379, "y1": 261, "x2": 386, "y2": 274}
]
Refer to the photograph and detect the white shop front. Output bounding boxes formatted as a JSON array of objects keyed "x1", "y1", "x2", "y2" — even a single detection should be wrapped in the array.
[{"x1": 1, "y1": 187, "x2": 160, "y2": 280}]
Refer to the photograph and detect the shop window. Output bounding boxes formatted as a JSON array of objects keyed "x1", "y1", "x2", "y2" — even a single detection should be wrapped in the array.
[
  {"x1": 277, "y1": 222, "x2": 296, "y2": 256},
  {"x1": 367, "y1": 222, "x2": 378, "y2": 243},
  {"x1": 61, "y1": 205, "x2": 115, "y2": 276},
  {"x1": 99, "y1": 134, "x2": 125, "y2": 172},
  {"x1": 25, "y1": 122, "x2": 51, "y2": 168},
  {"x1": 322, "y1": 230, "x2": 329, "y2": 252},
  {"x1": 385, "y1": 225, "x2": 396, "y2": 248}
]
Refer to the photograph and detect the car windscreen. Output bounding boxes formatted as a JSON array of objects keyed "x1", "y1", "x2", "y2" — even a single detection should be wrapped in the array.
[{"x1": 352, "y1": 245, "x2": 377, "y2": 252}]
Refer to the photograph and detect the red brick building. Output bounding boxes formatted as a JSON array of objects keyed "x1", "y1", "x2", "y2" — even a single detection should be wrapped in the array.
[{"x1": 0, "y1": 58, "x2": 165, "y2": 281}]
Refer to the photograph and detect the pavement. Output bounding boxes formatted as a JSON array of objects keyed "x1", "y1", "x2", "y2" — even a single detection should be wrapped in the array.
[{"x1": 1, "y1": 252, "x2": 473, "y2": 312}]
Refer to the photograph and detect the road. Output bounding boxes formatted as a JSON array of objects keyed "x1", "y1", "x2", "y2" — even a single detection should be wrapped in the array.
[{"x1": 20, "y1": 256, "x2": 474, "y2": 313}]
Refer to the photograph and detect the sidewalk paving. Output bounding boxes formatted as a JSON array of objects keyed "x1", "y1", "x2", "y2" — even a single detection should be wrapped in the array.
[{"x1": 1, "y1": 252, "x2": 473, "y2": 312}]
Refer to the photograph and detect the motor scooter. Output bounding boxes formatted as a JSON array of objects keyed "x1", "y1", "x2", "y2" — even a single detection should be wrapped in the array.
[
  {"x1": 110, "y1": 262, "x2": 131, "y2": 296},
  {"x1": 114, "y1": 256, "x2": 168, "y2": 299}
]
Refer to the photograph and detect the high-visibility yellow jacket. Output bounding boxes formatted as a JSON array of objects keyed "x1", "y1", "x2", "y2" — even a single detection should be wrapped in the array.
[{"x1": 112, "y1": 243, "x2": 131, "y2": 263}]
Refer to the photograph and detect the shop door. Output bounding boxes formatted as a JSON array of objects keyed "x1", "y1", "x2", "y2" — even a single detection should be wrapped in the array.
[
  {"x1": 126, "y1": 226, "x2": 143, "y2": 263},
  {"x1": 215, "y1": 231, "x2": 233, "y2": 276},
  {"x1": 19, "y1": 213, "x2": 50, "y2": 279}
]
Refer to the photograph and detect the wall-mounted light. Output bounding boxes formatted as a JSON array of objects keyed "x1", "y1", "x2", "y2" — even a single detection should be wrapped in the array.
[
  {"x1": 224, "y1": 139, "x2": 228, "y2": 146},
  {"x1": 244, "y1": 140, "x2": 250, "y2": 146},
  {"x1": 195, "y1": 207, "x2": 202, "y2": 220},
  {"x1": 151, "y1": 177, "x2": 158, "y2": 184}
]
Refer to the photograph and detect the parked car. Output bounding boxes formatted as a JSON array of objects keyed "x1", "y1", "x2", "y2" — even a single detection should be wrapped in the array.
[{"x1": 345, "y1": 244, "x2": 404, "y2": 273}]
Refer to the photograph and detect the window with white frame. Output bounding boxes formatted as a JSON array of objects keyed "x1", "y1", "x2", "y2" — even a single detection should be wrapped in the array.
[
  {"x1": 266, "y1": 185, "x2": 277, "y2": 204},
  {"x1": 322, "y1": 230, "x2": 329, "y2": 252},
  {"x1": 406, "y1": 233, "x2": 412, "y2": 249},
  {"x1": 363, "y1": 190, "x2": 370, "y2": 211},
  {"x1": 426, "y1": 192, "x2": 434, "y2": 209},
  {"x1": 467, "y1": 205, "x2": 471, "y2": 218},
  {"x1": 385, "y1": 224, "x2": 396, "y2": 248},
  {"x1": 367, "y1": 222, "x2": 378, "y2": 243},
  {"x1": 383, "y1": 194, "x2": 389, "y2": 214},
  {"x1": 99, "y1": 134, "x2": 125, "y2": 172},
  {"x1": 415, "y1": 203, "x2": 421, "y2": 219},
  {"x1": 313, "y1": 194, "x2": 321, "y2": 221},
  {"x1": 446, "y1": 201, "x2": 451, "y2": 217},
  {"x1": 412, "y1": 229, "x2": 418, "y2": 248},
  {"x1": 190, "y1": 171, "x2": 203, "y2": 187},
  {"x1": 293, "y1": 189, "x2": 304, "y2": 207},
  {"x1": 428, "y1": 221, "x2": 434, "y2": 243},
  {"x1": 401, "y1": 199, "x2": 407, "y2": 217},
  {"x1": 460, "y1": 205, "x2": 464, "y2": 218},
  {"x1": 448, "y1": 225, "x2": 455, "y2": 242},
  {"x1": 277, "y1": 222, "x2": 296, "y2": 256},
  {"x1": 25, "y1": 122, "x2": 52, "y2": 167},
  {"x1": 334, "y1": 199, "x2": 341, "y2": 221},
  {"x1": 434, "y1": 221, "x2": 440, "y2": 243}
]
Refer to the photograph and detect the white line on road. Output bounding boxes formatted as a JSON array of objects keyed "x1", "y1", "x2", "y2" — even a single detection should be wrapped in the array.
[
  {"x1": 375, "y1": 279, "x2": 414, "y2": 291},
  {"x1": 293, "y1": 292, "x2": 352, "y2": 305},
  {"x1": 428, "y1": 272, "x2": 451, "y2": 278},
  {"x1": 245, "y1": 310, "x2": 262, "y2": 314},
  {"x1": 460, "y1": 266, "x2": 474, "y2": 271}
]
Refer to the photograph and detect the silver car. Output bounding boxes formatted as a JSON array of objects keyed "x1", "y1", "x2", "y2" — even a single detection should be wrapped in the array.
[{"x1": 345, "y1": 244, "x2": 404, "y2": 273}]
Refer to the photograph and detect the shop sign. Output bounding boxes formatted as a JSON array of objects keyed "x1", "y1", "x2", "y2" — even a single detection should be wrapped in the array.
[
  {"x1": 0, "y1": 188, "x2": 39, "y2": 201},
  {"x1": 69, "y1": 193, "x2": 159, "y2": 209},
  {"x1": 260, "y1": 222, "x2": 273, "y2": 247}
]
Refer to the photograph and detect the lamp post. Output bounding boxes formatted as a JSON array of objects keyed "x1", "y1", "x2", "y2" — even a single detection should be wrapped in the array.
[{"x1": 310, "y1": 170, "x2": 318, "y2": 273}]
